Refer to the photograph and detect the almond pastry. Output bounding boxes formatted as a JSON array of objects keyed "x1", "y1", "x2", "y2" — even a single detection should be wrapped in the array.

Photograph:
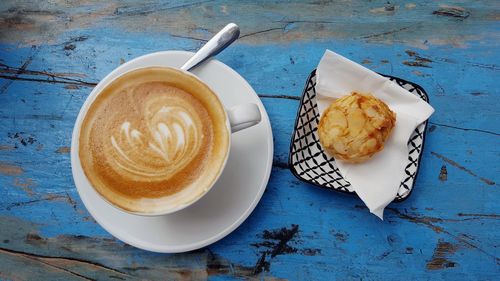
[{"x1": 318, "y1": 93, "x2": 396, "y2": 163}]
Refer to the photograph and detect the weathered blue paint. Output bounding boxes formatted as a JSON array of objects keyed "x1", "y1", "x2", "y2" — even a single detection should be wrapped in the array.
[{"x1": 0, "y1": 0, "x2": 498, "y2": 280}]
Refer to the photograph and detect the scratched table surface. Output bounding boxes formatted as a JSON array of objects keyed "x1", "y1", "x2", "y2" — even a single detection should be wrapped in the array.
[{"x1": 0, "y1": 0, "x2": 499, "y2": 280}]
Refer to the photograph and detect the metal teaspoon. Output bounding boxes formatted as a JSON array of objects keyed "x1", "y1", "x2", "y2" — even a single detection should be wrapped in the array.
[{"x1": 180, "y1": 23, "x2": 240, "y2": 72}]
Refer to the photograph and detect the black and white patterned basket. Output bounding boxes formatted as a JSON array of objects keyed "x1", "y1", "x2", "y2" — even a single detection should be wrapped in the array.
[{"x1": 288, "y1": 70, "x2": 429, "y2": 202}]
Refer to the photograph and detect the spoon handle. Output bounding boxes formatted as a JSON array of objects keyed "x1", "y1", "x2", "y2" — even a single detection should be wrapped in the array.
[{"x1": 180, "y1": 23, "x2": 240, "y2": 72}]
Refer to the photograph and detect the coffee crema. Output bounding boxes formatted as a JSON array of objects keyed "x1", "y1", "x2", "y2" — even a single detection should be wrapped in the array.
[{"x1": 79, "y1": 67, "x2": 229, "y2": 213}]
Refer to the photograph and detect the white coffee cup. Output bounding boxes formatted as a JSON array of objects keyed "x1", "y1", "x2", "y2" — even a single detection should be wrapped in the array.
[{"x1": 71, "y1": 52, "x2": 261, "y2": 216}]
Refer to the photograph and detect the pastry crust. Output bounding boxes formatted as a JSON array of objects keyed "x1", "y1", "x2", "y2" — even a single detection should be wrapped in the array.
[{"x1": 318, "y1": 92, "x2": 396, "y2": 163}]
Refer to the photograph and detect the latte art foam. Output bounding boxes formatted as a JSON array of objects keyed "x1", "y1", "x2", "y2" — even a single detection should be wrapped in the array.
[
  {"x1": 79, "y1": 67, "x2": 229, "y2": 213},
  {"x1": 109, "y1": 103, "x2": 203, "y2": 181}
]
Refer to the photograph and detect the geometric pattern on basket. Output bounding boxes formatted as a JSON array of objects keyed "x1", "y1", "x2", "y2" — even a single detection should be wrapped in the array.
[{"x1": 288, "y1": 70, "x2": 429, "y2": 202}]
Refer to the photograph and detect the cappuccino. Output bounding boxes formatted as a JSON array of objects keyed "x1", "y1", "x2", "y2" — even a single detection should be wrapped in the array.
[{"x1": 79, "y1": 67, "x2": 229, "y2": 213}]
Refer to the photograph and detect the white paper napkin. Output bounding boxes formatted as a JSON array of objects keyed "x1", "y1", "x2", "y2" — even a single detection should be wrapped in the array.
[{"x1": 316, "y1": 50, "x2": 434, "y2": 219}]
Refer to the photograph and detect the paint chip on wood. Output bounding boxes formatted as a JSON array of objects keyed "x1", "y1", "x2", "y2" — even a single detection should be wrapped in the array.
[
  {"x1": 0, "y1": 162, "x2": 24, "y2": 175},
  {"x1": 405, "y1": 3, "x2": 416, "y2": 9},
  {"x1": 56, "y1": 146, "x2": 70, "y2": 154},
  {"x1": 426, "y1": 240, "x2": 458, "y2": 270},
  {"x1": 439, "y1": 165, "x2": 448, "y2": 181},
  {"x1": 433, "y1": 6, "x2": 470, "y2": 20},
  {"x1": 64, "y1": 84, "x2": 80, "y2": 90},
  {"x1": 0, "y1": 145, "x2": 16, "y2": 151}
]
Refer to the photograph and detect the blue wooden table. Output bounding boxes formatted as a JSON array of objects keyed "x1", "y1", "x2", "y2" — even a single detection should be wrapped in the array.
[{"x1": 0, "y1": 1, "x2": 498, "y2": 280}]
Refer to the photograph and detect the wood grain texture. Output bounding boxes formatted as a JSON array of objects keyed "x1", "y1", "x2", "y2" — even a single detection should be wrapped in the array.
[{"x1": 0, "y1": 0, "x2": 498, "y2": 280}]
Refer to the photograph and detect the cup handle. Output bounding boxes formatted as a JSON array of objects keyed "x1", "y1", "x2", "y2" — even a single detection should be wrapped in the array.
[{"x1": 227, "y1": 103, "x2": 262, "y2": 133}]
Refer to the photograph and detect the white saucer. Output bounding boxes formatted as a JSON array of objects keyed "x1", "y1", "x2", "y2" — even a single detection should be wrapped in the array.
[{"x1": 71, "y1": 51, "x2": 273, "y2": 253}]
